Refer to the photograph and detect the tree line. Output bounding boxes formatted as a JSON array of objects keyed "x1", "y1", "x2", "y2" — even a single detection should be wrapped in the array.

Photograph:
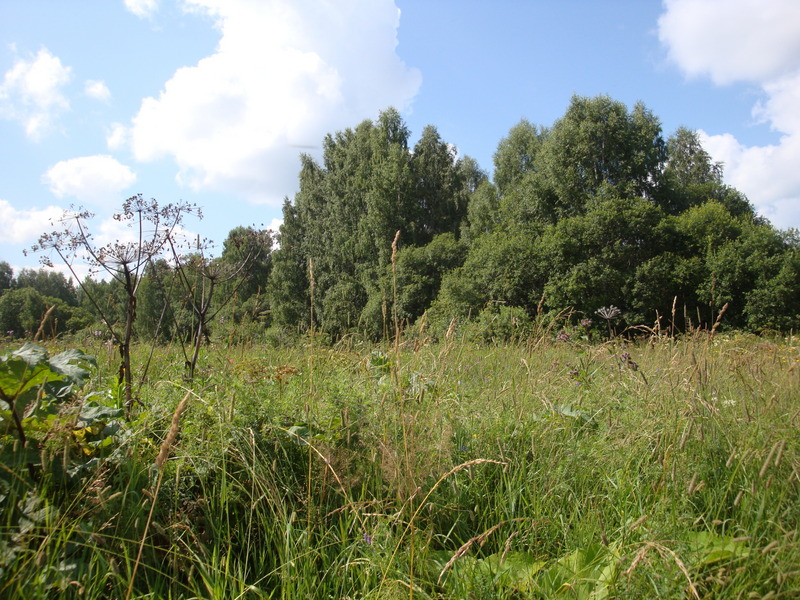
[
  {"x1": 2, "y1": 95, "x2": 799, "y2": 345},
  {"x1": 268, "y1": 96, "x2": 800, "y2": 338}
]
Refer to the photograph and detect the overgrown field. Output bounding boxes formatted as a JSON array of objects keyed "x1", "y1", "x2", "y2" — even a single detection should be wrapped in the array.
[{"x1": 1, "y1": 332, "x2": 799, "y2": 599}]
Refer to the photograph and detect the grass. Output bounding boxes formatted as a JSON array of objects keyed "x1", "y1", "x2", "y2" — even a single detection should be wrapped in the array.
[{"x1": 1, "y1": 330, "x2": 799, "y2": 598}]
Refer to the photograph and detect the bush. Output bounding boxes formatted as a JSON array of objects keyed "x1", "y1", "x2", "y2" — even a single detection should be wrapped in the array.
[{"x1": 470, "y1": 304, "x2": 532, "y2": 343}]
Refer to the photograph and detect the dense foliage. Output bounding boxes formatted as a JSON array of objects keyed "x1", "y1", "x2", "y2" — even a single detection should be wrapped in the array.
[
  {"x1": 2, "y1": 94, "x2": 799, "y2": 343},
  {"x1": 268, "y1": 107, "x2": 483, "y2": 338},
  {"x1": 267, "y1": 96, "x2": 800, "y2": 339}
]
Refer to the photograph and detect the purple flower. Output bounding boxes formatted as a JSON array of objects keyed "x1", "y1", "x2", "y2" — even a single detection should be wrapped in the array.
[
  {"x1": 620, "y1": 352, "x2": 638, "y2": 371},
  {"x1": 362, "y1": 533, "x2": 373, "y2": 545}
]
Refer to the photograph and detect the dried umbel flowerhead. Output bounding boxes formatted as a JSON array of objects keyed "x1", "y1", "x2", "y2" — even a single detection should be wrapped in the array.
[{"x1": 595, "y1": 305, "x2": 621, "y2": 321}]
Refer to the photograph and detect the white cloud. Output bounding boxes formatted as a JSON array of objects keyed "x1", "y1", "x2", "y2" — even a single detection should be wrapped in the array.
[
  {"x1": 106, "y1": 122, "x2": 129, "y2": 149},
  {"x1": 85, "y1": 79, "x2": 111, "y2": 101},
  {"x1": 658, "y1": 0, "x2": 800, "y2": 85},
  {"x1": 128, "y1": 0, "x2": 421, "y2": 204},
  {"x1": 0, "y1": 199, "x2": 64, "y2": 244},
  {"x1": 124, "y1": 0, "x2": 158, "y2": 19},
  {"x1": 659, "y1": 0, "x2": 800, "y2": 229},
  {"x1": 0, "y1": 48, "x2": 71, "y2": 140},
  {"x1": 43, "y1": 155, "x2": 137, "y2": 203}
]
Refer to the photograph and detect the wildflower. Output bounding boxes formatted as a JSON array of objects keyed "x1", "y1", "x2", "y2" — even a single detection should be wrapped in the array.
[
  {"x1": 596, "y1": 305, "x2": 621, "y2": 337},
  {"x1": 362, "y1": 533, "x2": 373, "y2": 545},
  {"x1": 580, "y1": 318, "x2": 592, "y2": 328},
  {"x1": 619, "y1": 352, "x2": 638, "y2": 371},
  {"x1": 556, "y1": 330, "x2": 570, "y2": 342},
  {"x1": 595, "y1": 305, "x2": 621, "y2": 320},
  {"x1": 6, "y1": 330, "x2": 13, "y2": 337}
]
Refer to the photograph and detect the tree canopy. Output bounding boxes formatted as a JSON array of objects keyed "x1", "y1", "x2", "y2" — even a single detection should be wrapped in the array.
[
  {"x1": 6, "y1": 95, "x2": 798, "y2": 343},
  {"x1": 267, "y1": 96, "x2": 799, "y2": 338}
]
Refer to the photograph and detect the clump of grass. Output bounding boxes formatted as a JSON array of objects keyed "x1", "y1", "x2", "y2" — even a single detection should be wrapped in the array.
[{"x1": 125, "y1": 387, "x2": 191, "y2": 600}]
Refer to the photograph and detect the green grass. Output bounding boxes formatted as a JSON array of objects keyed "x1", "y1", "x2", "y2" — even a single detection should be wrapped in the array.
[{"x1": 1, "y1": 331, "x2": 799, "y2": 598}]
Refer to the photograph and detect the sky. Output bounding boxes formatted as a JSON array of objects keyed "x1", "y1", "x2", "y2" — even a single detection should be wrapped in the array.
[{"x1": 2, "y1": 0, "x2": 800, "y2": 279}]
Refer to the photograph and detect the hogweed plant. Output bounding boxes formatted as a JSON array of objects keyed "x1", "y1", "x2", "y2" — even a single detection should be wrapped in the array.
[
  {"x1": 30, "y1": 195, "x2": 199, "y2": 418},
  {"x1": 596, "y1": 304, "x2": 622, "y2": 338}
]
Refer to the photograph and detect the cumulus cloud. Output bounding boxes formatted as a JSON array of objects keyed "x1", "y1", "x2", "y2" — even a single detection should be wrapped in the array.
[
  {"x1": 0, "y1": 47, "x2": 71, "y2": 140},
  {"x1": 85, "y1": 79, "x2": 111, "y2": 101},
  {"x1": 128, "y1": 0, "x2": 421, "y2": 204},
  {"x1": 43, "y1": 155, "x2": 137, "y2": 203},
  {"x1": 124, "y1": 0, "x2": 159, "y2": 19},
  {"x1": 0, "y1": 199, "x2": 64, "y2": 244},
  {"x1": 659, "y1": 0, "x2": 800, "y2": 229},
  {"x1": 106, "y1": 122, "x2": 129, "y2": 150}
]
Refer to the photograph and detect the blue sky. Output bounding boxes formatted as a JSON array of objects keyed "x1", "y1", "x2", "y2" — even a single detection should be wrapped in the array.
[{"x1": 2, "y1": 0, "x2": 799, "y2": 279}]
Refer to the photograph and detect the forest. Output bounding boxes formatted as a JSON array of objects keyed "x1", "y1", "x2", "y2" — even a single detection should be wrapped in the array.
[{"x1": 2, "y1": 94, "x2": 799, "y2": 345}]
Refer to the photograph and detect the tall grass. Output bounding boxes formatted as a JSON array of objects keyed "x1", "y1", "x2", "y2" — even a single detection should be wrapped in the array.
[{"x1": 1, "y1": 331, "x2": 798, "y2": 598}]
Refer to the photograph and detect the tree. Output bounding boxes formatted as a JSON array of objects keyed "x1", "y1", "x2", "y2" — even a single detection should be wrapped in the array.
[
  {"x1": 269, "y1": 108, "x2": 480, "y2": 338},
  {"x1": 219, "y1": 226, "x2": 274, "y2": 301},
  {"x1": 408, "y1": 125, "x2": 470, "y2": 245},
  {"x1": 13, "y1": 267, "x2": 77, "y2": 305},
  {"x1": 0, "y1": 288, "x2": 46, "y2": 337},
  {"x1": 492, "y1": 119, "x2": 547, "y2": 195},
  {"x1": 393, "y1": 233, "x2": 466, "y2": 324},
  {"x1": 269, "y1": 200, "x2": 310, "y2": 330},
  {"x1": 537, "y1": 95, "x2": 666, "y2": 218},
  {"x1": 744, "y1": 238, "x2": 800, "y2": 331},
  {"x1": 135, "y1": 258, "x2": 178, "y2": 342},
  {"x1": 463, "y1": 180, "x2": 500, "y2": 241},
  {"x1": 660, "y1": 127, "x2": 757, "y2": 218},
  {"x1": 665, "y1": 127, "x2": 722, "y2": 190},
  {"x1": 0, "y1": 261, "x2": 12, "y2": 293}
]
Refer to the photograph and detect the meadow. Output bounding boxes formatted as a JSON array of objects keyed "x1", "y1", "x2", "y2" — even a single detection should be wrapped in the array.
[{"x1": 1, "y1": 328, "x2": 799, "y2": 599}]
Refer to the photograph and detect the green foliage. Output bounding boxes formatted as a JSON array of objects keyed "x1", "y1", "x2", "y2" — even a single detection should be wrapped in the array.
[
  {"x1": 220, "y1": 226, "x2": 274, "y2": 297},
  {"x1": 0, "y1": 287, "x2": 48, "y2": 337},
  {"x1": 0, "y1": 343, "x2": 95, "y2": 431},
  {"x1": 0, "y1": 261, "x2": 12, "y2": 293},
  {"x1": 13, "y1": 267, "x2": 78, "y2": 306},
  {"x1": 471, "y1": 304, "x2": 532, "y2": 343},
  {"x1": 538, "y1": 95, "x2": 666, "y2": 216},
  {"x1": 269, "y1": 108, "x2": 481, "y2": 339},
  {"x1": 492, "y1": 118, "x2": 548, "y2": 195},
  {"x1": 428, "y1": 96, "x2": 799, "y2": 334},
  {"x1": 0, "y1": 343, "x2": 102, "y2": 481},
  {"x1": 392, "y1": 232, "x2": 466, "y2": 324},
  {"x1": 0, "y1": 287, "x2": 84, "y2": 338}
]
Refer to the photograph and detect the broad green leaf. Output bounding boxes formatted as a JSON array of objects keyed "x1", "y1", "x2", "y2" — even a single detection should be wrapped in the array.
[
  {"x1": 10, "y1": 343, "x2": 48, "y2": 368},
  {"x1": 77, "y1": 401, "x2": 124, "y2": 426},
  {"x1": 685, "y1": 531, "x2": 750, "y2": 566},
  {"x1": 481, "y1": 551, "x2": 545, "y2": 588},
  {"x1": 49, "y1": 349, "x2": 96, "y2": 386}
]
